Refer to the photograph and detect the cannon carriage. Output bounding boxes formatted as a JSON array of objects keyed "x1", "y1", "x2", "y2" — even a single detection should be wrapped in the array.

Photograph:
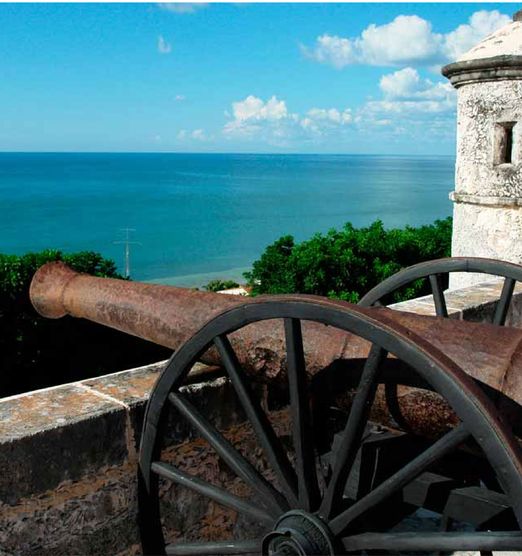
[{"x1": 29, "y1": 258, "x2": 522, "y2": 555}]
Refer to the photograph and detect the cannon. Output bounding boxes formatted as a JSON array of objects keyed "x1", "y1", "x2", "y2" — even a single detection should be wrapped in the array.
[{"x1": 30, "y1": 258, "x2": 522, "y2": 555}]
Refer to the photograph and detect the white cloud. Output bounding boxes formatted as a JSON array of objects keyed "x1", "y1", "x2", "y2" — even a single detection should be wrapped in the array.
[
  {"x1": 223, "y1": 119, "x2": 260, "y2": 138},
  {"x1": 158, "y1": 3, "x2": 208, "y2": 14},
  {"x1": 223, "y1": 95, "x2": 292, "y2": 142},
  {"x1": 356, "y1": 67, "x2": 456, "y2": 142},
  {"x1": 364, "y1": 98, "x2": 453, "y2": 116},
  {"x1": 232, "y1": 95, "x2": 288, "y2": 122},
  {"x1": 157, "y1": 35, "x2": 172, "y2": 54},
  {"x1": 306, "y1": 107, "x2": 352, "y2": 124},
  {"x1": 221, "y1": 73, "x2": 455, "y2": 146},
  {"x1": 302, "y1": 10, "x2": 509, "y2": 68},
  {"x1": 301, "y1": 35, "x2": 357, "y2": 69},
  {"x1": 177, "y1": 128, "x2": 208, "y2": 141},
  {"x1": 379, "y1": 67, "x2": 454, "y2": 101},
  {"x1": 361, "y1": 16, "x2": 442, "y2": 66},
  {"x1": 359, "y1": 67, "x2": 456, "y2": 131},
  {"x1": 380, "y1": 67, "x2": 423, "y2": 98},
  {"x1": 223, "y1": 95, "x2": 354, "y2": 145},
  {"x1": 300, "y1": 107, "x2": 352, "y2": 135},
  {"x1": 175, "y1": 94, "x2": 186, "y2": 102},
  {"x1": 191, "y1": 129, "x2": 206, "y2": 140},
  {"x1": 355, "y1": 97, "x2": 456, "y2": 142}
]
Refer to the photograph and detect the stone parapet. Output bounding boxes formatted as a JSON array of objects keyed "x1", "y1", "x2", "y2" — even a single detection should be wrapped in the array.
[
  {"x1": 0, "y1": 361, "x2": 239, "y2": 555},
  {"x1": 1, "y1": 282, "x2": 522, "y2": 554}
]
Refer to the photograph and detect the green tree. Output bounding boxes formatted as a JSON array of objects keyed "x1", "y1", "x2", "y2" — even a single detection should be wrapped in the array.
[
  {"x1": 244, "y1": 217, "x2": 452, "y2": 303},
  {"x1": 0, "y1": 250, "x2": 169, "y2": 397}
]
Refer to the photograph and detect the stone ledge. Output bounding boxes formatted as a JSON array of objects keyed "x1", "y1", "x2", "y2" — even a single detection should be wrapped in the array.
[
  {"x1": 450, "y1": 191, "x2": 522, "y2": 207},
  {"x1": 442, "y1": 55, "x2": 522, "y2": 87}
]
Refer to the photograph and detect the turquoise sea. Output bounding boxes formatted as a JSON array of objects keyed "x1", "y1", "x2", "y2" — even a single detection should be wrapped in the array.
[{"x1": 0, "y1": 153, "x2": 455, "y2": 287}]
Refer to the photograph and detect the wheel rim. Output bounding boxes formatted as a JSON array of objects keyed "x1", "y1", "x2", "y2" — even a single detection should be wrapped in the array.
[
  {"x1": 138, "y1": 297, "x2": 522, "y2": 555},
  {"x1": 359, "y1": 256, "x2": 522, "y2": 325}
]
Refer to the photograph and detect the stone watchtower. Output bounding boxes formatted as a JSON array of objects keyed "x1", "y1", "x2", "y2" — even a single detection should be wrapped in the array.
[{"x1": 442, "y1": 10, "x2": 522, "y2": 288}]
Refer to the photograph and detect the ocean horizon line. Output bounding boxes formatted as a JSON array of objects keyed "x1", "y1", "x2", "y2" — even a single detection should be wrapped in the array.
[{"x1": 0, "y1": 151, "x2": 456, "y2": 158}]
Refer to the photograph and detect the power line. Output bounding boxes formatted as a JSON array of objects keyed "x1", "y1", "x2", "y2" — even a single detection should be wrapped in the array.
[{"x1": 114, "y1": 228, "x2": 141, "y2": 278}]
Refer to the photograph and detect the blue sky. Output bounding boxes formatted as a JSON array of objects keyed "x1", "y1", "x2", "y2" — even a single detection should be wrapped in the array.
[{"x1": 0, "y1": 2, "x2": 515, "y2": 154}]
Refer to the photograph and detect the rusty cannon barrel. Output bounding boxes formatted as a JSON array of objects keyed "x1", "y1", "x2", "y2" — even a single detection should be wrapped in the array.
[
  {"x1": 30, "y1": 262, "x2": 522, "y2": 429},
  {"x1": 29, "y1": 261, "x2": 350, "y2": 379}
]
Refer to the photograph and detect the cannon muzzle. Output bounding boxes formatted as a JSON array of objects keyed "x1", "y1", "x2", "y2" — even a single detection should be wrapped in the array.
[{"x1": 30, "y1": 261, "x2": 244, "y2": 351}]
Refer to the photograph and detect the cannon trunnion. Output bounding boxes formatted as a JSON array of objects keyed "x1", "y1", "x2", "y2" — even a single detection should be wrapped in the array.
[{"x1": 30, "y1": 258, "x2": 522, "y2": 554}]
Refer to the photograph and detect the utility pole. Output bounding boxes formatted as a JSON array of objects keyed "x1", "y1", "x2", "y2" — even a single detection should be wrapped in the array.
[{"x1": 114, "y1": 228, "x2": 141, "y2": 278}]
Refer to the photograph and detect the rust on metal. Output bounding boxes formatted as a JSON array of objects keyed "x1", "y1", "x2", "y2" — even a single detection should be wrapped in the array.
[{"x1": 30, "y1": 262, "x2": 522, "y2": 413}]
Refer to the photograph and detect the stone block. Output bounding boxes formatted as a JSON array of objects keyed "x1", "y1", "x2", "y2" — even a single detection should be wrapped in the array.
[
  {"x1": 83, "y1": 361, "x2": 167, "y2": 408},
  {"x1": 0, "y1": 385, "x2": 127, "y2": 505}
]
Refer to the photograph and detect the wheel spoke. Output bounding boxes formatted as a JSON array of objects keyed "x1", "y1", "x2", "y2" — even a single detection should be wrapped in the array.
[
  {"x1": 493, "y1": 277, "x2": 516, "y2": 326},
  {"x1": 285, "y1": 318, "x2": 320, "y2": 512},
  {"x1": 319, "y1": 345, "x2": 386, "y2": 519},
  {"x1": 342, "y1": 531, "x2": 522, "y2": 552},
  {"x1": 151, "y1": 462, "x2": 274, "y2": 526},
  {"x1": 429, "y1": 274, "x2": 448, "y2": 318},
  {"x1": 330, "y1": 423, "x2": 470, "y2": 535},
  {"x1": 169, "y1": 392, "x2": 288, "y2": 515},
  {"x1": 214, "y1": 334, "x2": 299, "y2": 506},
  {"x1": 166, "y1": 539, "x2": 262, "y2": 555},
  {"x1": 384, "y1": 381, "x2": 410, "y2": 431}
]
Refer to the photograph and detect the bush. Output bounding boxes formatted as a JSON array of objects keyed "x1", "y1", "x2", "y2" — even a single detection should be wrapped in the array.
[
  {"x1": 204, "y1": 279, "x2": 240, "y2": 292},
  {"x1": 0, "y1": 250, "x2": 170, "y2": 397},
  {"x1": 244, "y1": 217, "x2": 452, "y2": 303}
]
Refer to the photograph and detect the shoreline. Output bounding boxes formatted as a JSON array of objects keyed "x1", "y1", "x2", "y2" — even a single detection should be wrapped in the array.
[{"x1": 145, "y1": 266, "x2": 251, "y2": 289}]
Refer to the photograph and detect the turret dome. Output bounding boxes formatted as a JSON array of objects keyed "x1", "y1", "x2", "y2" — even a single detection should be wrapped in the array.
[
  {"x1": 458, "y1": 17, "x2": 522, "y2": 62},
  {"x1": 442, "y1": 11, "x2": 522, "y2": 87}
]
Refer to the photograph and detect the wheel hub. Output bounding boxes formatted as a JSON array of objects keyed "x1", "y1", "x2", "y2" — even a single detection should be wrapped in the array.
[{"x1": 262, "y1": 510, "x2": 336, "y2": 555}]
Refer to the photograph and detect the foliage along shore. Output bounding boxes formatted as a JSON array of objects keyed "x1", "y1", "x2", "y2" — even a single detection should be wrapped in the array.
[{"x1": 244, "y1": 217, "x2": 452, "y2": 303}]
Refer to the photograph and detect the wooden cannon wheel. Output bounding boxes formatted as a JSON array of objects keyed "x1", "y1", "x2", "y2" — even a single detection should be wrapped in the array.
[
  {"x1": 138, "y1": 297, "x2": 522, "y2": 555},
  {"x1": 358, "y1": 256, "x2": 522, "y2": 323},
  {"x1": 359, "y1": 256, "x2": 522, "y2": 439}
]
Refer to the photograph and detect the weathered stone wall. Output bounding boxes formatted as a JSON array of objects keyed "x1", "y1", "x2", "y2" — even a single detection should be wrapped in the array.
[
  {"x1": 1, "y1": 282, "x2": 522, "y2": 555},
  {"x1": 450, "y1": 80, "x2": 522, "y2": 288},
  {"x1": 455, "y1": 81, "x2": 522, "y2": 198},
  {"x1": 451, "y1": 202, "x2": 522, "y2": 281},
  {"x1": 0, "y1": 362, "x2": 247, "y2": 556}
]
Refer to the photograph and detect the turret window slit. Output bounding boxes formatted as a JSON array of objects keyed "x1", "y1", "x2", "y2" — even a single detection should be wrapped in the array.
[{"x1": 495, "y1": 122, "x2": 516, "y2": 165}]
